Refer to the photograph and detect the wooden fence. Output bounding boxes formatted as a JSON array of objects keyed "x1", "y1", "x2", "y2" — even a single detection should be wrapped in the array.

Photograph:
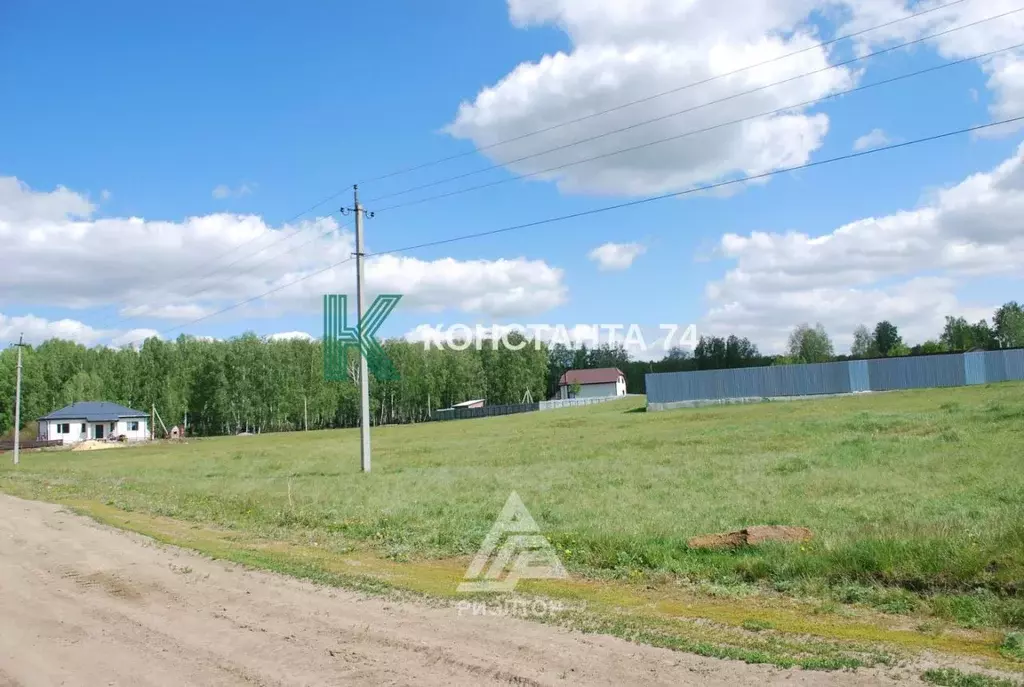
[{"x1": 0, "y1": 439, "x2": 63, "y2": 452}]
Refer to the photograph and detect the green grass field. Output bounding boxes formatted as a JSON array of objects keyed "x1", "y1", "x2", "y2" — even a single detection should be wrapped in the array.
[{"x1": 3, "y1": 382, "x2": 1024, "y2": 637}]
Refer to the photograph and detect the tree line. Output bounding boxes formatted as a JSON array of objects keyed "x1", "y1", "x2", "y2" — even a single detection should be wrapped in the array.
[
  {"x1": 552, "y1": 301, "x2": 1024, "y2": 393},
  {"x1": 0, "y1": 333, "x2": 548, "y2": 438},
  {"x1": 779, "y1": 301, "x2": 1024, "y2": 364},
  {"x1": 1, "y1": 301, "x2": 1020, "y2": 438}
]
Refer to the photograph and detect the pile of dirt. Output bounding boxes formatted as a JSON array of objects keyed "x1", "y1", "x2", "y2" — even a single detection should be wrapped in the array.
[{"x1": 688, "y1": 525, "x2": 812, "y2": 550}]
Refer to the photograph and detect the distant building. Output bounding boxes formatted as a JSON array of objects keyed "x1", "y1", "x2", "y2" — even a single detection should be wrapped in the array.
[
  {"x1": 557, "y1": 368, "x2": 627, "y2": 400},
  {"x1": 38, "y1": 402, "x2": 150, "y2": 445},
  {"x1": 432, "y1": 398, "x2": 487, "y2": 421},
  {"x1": 451, "y1": 399, "x2": 485, "y2": 410}
]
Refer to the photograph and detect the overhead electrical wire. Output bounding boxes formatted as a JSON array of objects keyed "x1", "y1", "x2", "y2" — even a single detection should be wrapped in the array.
[
  {"x1": 104, "y1": 219, "x2": 353, "y2": 334},
  {"x1": 142, "y1": 252, "x2": 354, "y2": 343},
  {"x1": 362, "y1": 117, "x2": 1024, "y2": 256},
  {"x1": 107, "y1": 0, "x2": 1017, "y2": 345},
  {"x1": 371, "y1": 40, "x2": 1024, "y2": 213},
  {"x1": 367, "y1": 6, "x2": 1024, "y2": 208},
  {"x1": 173, "y1": 216, "x2": 336, "y2": 292},
  {"x1": 103, "y1": 0, "x2": 997, "y2": 340},
  {"x1": 355, "y1": 0, "x2": 971, "y2": 186},
  {"x1": 157, "y1": 189, "x2": 352, "y2": 292},
  {"x1": 123, "y1": 113, "x2": 1024, "y2": 348},
  {"x1": 95, "y1": 197, "x2": 354, "y2": 337},
  {"x1": 116, "y1": 0, "x2": 990, "y2": 322}
]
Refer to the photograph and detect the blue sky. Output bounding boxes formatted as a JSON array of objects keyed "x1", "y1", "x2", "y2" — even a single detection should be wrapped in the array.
[{"x1": 2, "y1": 0, "x2": 1023, "y2": 355}]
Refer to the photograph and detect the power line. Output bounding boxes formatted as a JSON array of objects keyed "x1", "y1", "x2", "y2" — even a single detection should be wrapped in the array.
[
  {"x1": 355, "y1": 0, "x2": 971, "y2": 187},
  {"x1": 105, "y1": 218, "x2": 351, "y2": 335},
  {"x1": 155, "y1": 188, "x2": 351, "y2": 293},
  {"x1": 121, "y1": 0, "x2": 991, "y2": 328},
  {"x1": 131, "y1": 256, "x2": 356, "y2": 345},
  {"x1": 94, "y1": 195, "x2": 353, "y2": 338},
  {"x1": 173, "y1": 217, "x2": 333, "y2": 293},
  {"x1": 125, "y1": 113, "x2": 1024, "y2": 347},
  {"x1": 368, "y1": 6, "x2": 1023, "y2": 207},
  {"x1": 107, "y1": 0, "x2": 989, "y2": 332},
  {"x1": 373, "y1": 41, "x2": 1024, "y2": 213},
  {"x1": 363, "y1": 115, "x2": 1024, "y2": 257}
]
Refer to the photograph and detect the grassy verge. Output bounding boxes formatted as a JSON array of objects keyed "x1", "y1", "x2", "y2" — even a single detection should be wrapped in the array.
[
  {"x1": 42, "y1": 498, "x2": 1002, "y2": 671},
  {"x1": 3, "y1": 382, "x2": 1024, "y2": 670},
  {"x1": 922, "y1": 667, "x2": 1024, "y2": 686}
]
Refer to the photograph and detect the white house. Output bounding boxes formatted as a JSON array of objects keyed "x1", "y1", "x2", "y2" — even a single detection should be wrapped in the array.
[
  {"x1": 38, "y1": 402, "x2": 150, "y2": 445},
  {"x1": 557, "y1": 368, "x2": 627, "y2": 400}
]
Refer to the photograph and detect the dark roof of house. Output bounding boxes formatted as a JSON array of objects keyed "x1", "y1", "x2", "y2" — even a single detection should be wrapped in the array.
[
  {"x1": 558, "y1": 368, "x2": 625, "y2": 386},
  {"x1": 39, "y1": 402, "x2": 148, "y2": 422}
]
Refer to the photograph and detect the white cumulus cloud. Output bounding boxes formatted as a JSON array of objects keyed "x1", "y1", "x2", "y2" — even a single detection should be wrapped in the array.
[
  {"x1": 0, "y1": 177, "x2": 570, "y2": 345},
  {"x1": 444, "y1": 0, "x2": 1024, "y2": 199},
  {"x1": 0, "y1": 177, "x2": 95, "y2": 223},
  {"x1": 842, "y1": 0, "x2": 1024, "y2": 133},
  {"x1": 0, "y1": 312, "x2": 162, "y2": 349},
  {"x1": 446, "y1": 0, "x2": 853, "y2": 197},
  {"x1": 702, "y1": 141, "x2": 1024, "y2": 352},
  {"x1": 0, "y1": 313, "x2": 107, "y2": 347},
  {"x1": 108, "y1": 328, "x2": 162, "y2": 349},
  {"x1": 212, "y1": 183, "x2": 255, "y2": 200},
  {"x1": 853, "y1": 128, "x2": 890, "y2": 151},
  {"x1": 588, "y1": 242, "x2": 646, "y2": 270},
  {"x1": 118, "y1": 304, "x2": 215, "y2": 321}
]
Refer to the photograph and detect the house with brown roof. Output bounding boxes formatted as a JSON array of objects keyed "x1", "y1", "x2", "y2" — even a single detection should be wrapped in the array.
[{"x1": 556, "y1": 368, "x2": 626, "y2": 400}]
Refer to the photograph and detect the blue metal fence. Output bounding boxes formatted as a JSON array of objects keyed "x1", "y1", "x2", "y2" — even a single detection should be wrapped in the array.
[
  {"x1": 964, "y1": 352, "x2": 987, "y2": 385},
  {"x1": 646, "y1": 350, "x2": 1024, "y2": 407},
  {"x1": 848, "y1": 360, "x2": 870, "y2": 392},
  {"x1": 982, "y1": 349, "x2": 1024, "y2": 383},
  {"x1": 866, "y1": 354, "x2": 965, "y2": 391}
]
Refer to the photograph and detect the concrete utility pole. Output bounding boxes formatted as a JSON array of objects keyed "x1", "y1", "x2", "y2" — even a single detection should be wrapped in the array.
[
  {"x1": 12, "y1": 334, "x2": 27, "y2": 466},
  {"x1": 353, "y1": 186, "x2": 372, "y2": 473}
]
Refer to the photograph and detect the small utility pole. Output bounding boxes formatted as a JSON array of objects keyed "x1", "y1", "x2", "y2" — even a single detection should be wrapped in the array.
[
  {"x1": 151, "y1": 404, "x2": 155, "y2": 441},
  {"x1": 12, "y1": 334, "x2": 27, "y2": 465},
  {"x1": 353, "y1": 185, "x2": 372, "y2": 473},
  {"x1": 303, "y1": 395, "x2": 308, "y2": 432}
]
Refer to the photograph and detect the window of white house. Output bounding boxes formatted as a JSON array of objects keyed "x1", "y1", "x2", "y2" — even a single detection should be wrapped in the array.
[
  {"x1": 81, "y1": 423, "x2": 86, "y2": 434},
  {"x1": 57, "y1": 423, "x2": 70, "y2": 434},
  {"x1": 128, "y1": 421, "x2": 139, "y2": 431}
]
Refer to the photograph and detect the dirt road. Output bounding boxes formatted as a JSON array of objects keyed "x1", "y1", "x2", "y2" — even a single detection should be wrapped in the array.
[{"x1": 0, "y1": 493, "x2": 935, "y2": 686}]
